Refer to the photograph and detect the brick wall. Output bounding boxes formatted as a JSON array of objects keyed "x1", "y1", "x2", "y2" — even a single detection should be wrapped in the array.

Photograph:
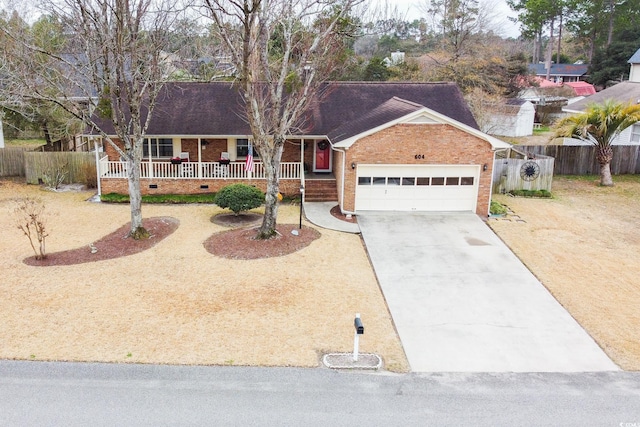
[
  {"x1": 281, "y1": 139, "x2": 315, "y2": 173},
  {"x1": 101, "y1": 178, "x2": 302, "y2": 197},
  {"x1": 179, "y1": 138, "x2": 229, "y2": 162},
  {"x1": 103, "y1": 138, "x2": 122, "y2": 161},
  {"x1": 200, "y1": 138, "x2": 227, "y2": 162},
  {"x1": 340, "y1": 123, "x2": 495, "y2": 216}
]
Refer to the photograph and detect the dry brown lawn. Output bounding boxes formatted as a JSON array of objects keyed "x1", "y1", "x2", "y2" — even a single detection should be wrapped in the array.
[
  {"x1": 4, "y1": 175, "x2": 640, "y2": 372},
  {"x1": 489, "y1": 175, "x2": 640, "y2": 370},
  {"x1": 0, "y1": 178, "x2": 408, "y2": 371}
]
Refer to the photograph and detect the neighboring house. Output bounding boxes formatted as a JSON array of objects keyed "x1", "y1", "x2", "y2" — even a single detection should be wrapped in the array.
[
  {"x1": 562, "y1": 47, "x2": 640, "y2": 145},
  {"x1": 383, "y1": 51, "x2": 405, "y2": 67},
  {"x1": 528, "y1": 63, "x2": 590, "y2": 83},
  {"x1": 563, "y1": 81, "x2": 596, "y2": 97},
  {"x1": 90, "y1": 82, "x2": 510, "y2": 217},
  {"x1": 482, "y1": 99, "x2": 535, "y2": 137}
]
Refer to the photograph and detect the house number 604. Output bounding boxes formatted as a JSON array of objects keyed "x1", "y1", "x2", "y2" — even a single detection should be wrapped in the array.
[{"x1": 414, "y1": 154, "x2": 425, "y2": 159}]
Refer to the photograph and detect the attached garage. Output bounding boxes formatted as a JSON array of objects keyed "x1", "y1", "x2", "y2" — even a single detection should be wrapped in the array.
[
  {"x1": 328, "y1": 92, "x2": 511, "y2": 217},
  {"x1": 355, "y1": 164, "x2": 480, "y2": 212}
]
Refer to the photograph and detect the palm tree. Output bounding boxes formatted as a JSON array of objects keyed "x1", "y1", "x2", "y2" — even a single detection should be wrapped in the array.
[{"x1": 554, "y1": 100, "x2": 640, "y2": 186}]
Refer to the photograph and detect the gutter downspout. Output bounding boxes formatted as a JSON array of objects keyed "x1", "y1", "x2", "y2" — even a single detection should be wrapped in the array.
[{"x1": 330, "y1": 141, "x2": 357, "y2": 216}]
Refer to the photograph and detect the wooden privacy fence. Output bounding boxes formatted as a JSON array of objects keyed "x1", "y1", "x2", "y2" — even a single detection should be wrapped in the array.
[
  {"x1": 0, "y1": 147, "x2": 28, "y2": 177},
  {"x1": 520, "y1": 145, "x2": 640, "y2": 175},
  {"x1": 23, "y1": 152, "x2": 96, "y2": 185},
  {"x1": 493, "y1": 149, "x2": 554, "y2": 194}
]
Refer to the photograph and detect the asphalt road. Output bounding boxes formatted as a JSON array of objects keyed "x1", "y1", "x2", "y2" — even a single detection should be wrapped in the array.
[{"x1": 1, "y1": 361, "x2": 639, "y2": 426}]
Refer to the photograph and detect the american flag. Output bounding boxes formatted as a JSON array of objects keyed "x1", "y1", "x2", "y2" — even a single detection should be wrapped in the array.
[{"x1": 245, "y1": 141, "x2": 254, "y2": 172}]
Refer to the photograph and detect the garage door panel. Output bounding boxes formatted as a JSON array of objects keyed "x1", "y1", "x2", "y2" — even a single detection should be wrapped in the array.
[{"x1": 356, "y1": 165, "x2": 479, "y2": 212}]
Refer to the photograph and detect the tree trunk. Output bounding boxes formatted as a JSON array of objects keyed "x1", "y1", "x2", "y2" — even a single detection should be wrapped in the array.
[
  {"x1": 597, "y1": 145, "x2": 614, "y2": 186},
  {"x1": 587, "y1": 29, "x2": 595, "y2": 64},
  {"x1": 545, "y1": 19, "x2": 555, "y2": 81},
  {"x1": 606, "y1": 0, "x2": 614, "y2": 47},
  {"x1": 556, "y1": 13, "x2": 562, "y2": 65},
  {"x1": 257, "y1": 142, "x2": 283, "y2": 239},
  {"x1": 126, "y1": 154, "x2": 148, "y2": 239}
]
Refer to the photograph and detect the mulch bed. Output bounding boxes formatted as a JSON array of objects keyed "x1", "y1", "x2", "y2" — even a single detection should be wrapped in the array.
[
  {"x1": 23, "y1": 217, "x2": 180, "y2": 266},
  {"x1": 211, "y1": 212, "x2": 263, "y2": 227},
  {"x1": 330, "y1": 205, "x2": 357, "y2": 223},
  {"x1": 204, "y1": 224, "x2": 321, "y2": 259}
]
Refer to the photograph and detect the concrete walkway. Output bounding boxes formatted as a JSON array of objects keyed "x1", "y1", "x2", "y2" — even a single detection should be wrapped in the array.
[
  {"x1": 303, "y1": 201, "x2": 360, "y2": 233},
  {"x1": 357, "y1": 212, "x2": 618, "y2": 373}
]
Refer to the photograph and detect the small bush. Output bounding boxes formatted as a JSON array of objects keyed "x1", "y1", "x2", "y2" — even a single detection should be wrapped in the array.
[
  {"x1": 82, "y1": 162, "x2": 98, "y2": 189},
  {"x1": 42, "y1": 163, "x2": 68, "y2": 190},
  {"x1": 214, "y1": 184, "x2": 264, "y2": 214},
  {"x1": 490, "y1": 201, "x2": 508, "y2": 215},
  {"x1": 100, "y1": 193, "x2": 217, "y2": 204},
  {"x1": 509, "y1": 189, "x2": 552, "y2": 198}
]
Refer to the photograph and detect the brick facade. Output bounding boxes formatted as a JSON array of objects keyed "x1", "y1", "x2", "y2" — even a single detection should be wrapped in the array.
[
  {"x1": 99, "y1": 126, "x2": 495, "y2": 216},
  {"x1": 101, "y1": 178, "x2": 302, "y2": 197},
  {"x1": 337, "y1": 123, "x2": 495, "y2": 216}
]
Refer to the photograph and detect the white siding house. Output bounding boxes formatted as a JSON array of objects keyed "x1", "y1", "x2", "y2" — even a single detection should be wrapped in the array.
[
  {"x1": 561, "y1": 47, "x2": 640, "y2": 146},
  {"x1": 483, "y1": 99, "x2": 535, "y2": 137}
]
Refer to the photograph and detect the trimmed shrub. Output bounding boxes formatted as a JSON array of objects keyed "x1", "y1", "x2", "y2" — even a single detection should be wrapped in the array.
[
  {"x1": 509, "y1": 189, "x2": 552, "y2": 198},
  {"x1": 214, "y1": 184, "x2": 264, "y2": 214},
  {"x1": 490, "y1": 201, "x2": 508, "y2": 215}
]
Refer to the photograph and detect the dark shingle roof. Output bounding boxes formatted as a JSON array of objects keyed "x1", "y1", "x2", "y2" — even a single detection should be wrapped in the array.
[
  {"x1": 92, "y1": 81, "x2": 477, "y2": 136},
  {"x1": 327, "y1": 97, "x2": 425, "y2": 142},
  {"x1": 528, "y1": 64, "x2": 589, "y2": 77}
]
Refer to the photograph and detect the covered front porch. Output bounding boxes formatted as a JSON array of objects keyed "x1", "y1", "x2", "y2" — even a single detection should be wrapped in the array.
[
  {"x1": 98, "y1": 156, "x2": 302, "y2": 180},
  {"x1": 96, "y1": 135, "x2": 338, "y2": 198}
]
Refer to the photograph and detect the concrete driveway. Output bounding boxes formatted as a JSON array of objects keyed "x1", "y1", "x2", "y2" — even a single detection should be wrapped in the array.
[{"x1": 358, "y1": 212, "x2": 618, "y2": 372}]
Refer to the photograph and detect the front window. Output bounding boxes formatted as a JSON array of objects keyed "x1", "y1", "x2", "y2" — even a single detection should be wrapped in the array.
[
  {"x1": 631, "y1": 124, "x2": 640, "y2": 143},
  {"x1": 236, "y1": 138, "x2": 259, "y2": 158},
  {"x1": 143, "y1": 138, "x2": 173, "y2": 158}
]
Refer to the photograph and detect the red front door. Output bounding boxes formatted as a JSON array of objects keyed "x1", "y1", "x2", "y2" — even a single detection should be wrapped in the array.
[{"x1": 314, "y1": 141, "x2": 331, "y2": 171}]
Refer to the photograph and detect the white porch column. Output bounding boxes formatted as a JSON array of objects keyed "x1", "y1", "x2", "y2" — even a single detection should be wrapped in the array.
[
  {"x1": 198, "y1": 138, "x2": 203, "y2": 178},
  {"x1": 93, "y1": 138, "x2": 101, "y2": 196},
  {"x1": 147, "y1": 138, "x2": 153, "y2": 179}
]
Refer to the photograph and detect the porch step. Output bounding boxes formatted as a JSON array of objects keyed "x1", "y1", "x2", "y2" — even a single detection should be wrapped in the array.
[{"x1": 304, "y1": 179, "x2": 338, "y2": 202}]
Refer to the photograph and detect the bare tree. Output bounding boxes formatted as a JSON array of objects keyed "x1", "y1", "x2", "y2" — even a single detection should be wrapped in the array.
[
  {"x1": 202, "y1": 0, "x2": 363, "y2": 239},
  {"x1": 1, "y1": 0, "x2": 182, "y2": 239},
  {"x1": 14, "y1": 197, "x2": 49, "y2": 260}
]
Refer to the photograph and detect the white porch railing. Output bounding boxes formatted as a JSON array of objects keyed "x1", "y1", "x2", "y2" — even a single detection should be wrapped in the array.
[{"x1": 98, "y1": 156, "x2": 302, "y2": 180}]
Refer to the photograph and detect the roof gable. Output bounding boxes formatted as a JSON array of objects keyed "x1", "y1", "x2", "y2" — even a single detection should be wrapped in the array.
[
  {"x1": 327, "y1": 97, "x2": 425, "y2": 143},
  {"x1": 330, "y1": 98, "x2": 510, "y2": 150},
  {"x1": 628, "y1": 48, "x2": 640, "y2": 64}
]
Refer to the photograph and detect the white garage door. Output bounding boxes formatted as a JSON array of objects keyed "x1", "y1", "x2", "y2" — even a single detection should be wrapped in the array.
[{"x1": 355, "y1": 165, "x2": 480, "y2": 212}]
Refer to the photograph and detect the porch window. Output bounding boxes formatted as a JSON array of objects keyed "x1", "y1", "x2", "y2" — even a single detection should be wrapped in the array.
[
  {"x1": 236, "y1": 139, "x2": 259, "y2": 158},
  {"x1": 143, "y1": 138, "x2": 173, "y2": 158},
  {"x1": 631, "y1": 124, "x2": 640, "y2": 143}
]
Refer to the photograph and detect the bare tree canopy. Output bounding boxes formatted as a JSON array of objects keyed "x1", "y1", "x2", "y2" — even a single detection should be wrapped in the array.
[
  {"x1": 202, "y1": 0, "x2": 364, "y2": 239},
  {"x1": 1, "y1": 0, "x2": 184, "y2": 238}
]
